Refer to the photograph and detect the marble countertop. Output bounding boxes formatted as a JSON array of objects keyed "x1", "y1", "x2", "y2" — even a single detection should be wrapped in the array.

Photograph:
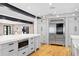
[{"x1": 0, "y1": 34, "x2": 40, "y2": 44}]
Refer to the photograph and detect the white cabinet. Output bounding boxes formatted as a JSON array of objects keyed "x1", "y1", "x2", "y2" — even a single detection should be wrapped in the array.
[
  {"x1": 28, "y1": 38, "x2": 35, "y2": 54},
  {"x1": 34, "y1": 36, "x2": 40, "y2": 50},
  {"x1": 72, "y1": 43, "x2": 77, "y2": 56},
  {"x1": 68, "y1": 17, "x2": 78, "y2": 35},
  {"x1": 1, "y1": 41, "x2": 18, "y2": 49},
  {"x1": 2, "y1": 48, "x2": 17, "y2": 56},
  {"x1": 29, "y1": 45, "x2": 34, "y2": 53},
  {"x1": 0, "y1": 41, "x2": 18, "y2": 56},
  {"x1": 0, "y1": 34, "x2": 40, "y2": 56},
  {"x1": 65, "y1": 17, "x2": 79, "y2": 47},
  {"x1": 18, "y1": 48, "x2": 28, "y2": 56}
]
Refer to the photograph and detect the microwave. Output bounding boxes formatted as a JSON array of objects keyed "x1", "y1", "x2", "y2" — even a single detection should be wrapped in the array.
[{"x1": 18, "y1": 39, "x2": 28, "y2": 50}]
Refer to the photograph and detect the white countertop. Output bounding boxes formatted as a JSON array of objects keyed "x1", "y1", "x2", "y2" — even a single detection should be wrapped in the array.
[
  {"x1": 0, "y1": 34, "x2": 40, "y2": 44},
  {"x1": 71, "y1": 35, "x2": 79, "y2": 39}
]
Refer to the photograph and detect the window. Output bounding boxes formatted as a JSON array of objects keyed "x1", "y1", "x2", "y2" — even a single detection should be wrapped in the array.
[
  {"x1": 3, "y1": 25, "x2": 12, "y2": 35},
  {"x1": 22, "y1": 26, "x2": 29, "y2": 34}
]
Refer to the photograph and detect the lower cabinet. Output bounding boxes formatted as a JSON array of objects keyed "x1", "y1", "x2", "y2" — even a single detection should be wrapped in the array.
[
  {"x1": 18, "y1": 48, "x2": 29, "y2": 56},
  {"x1": 0, "y1": 41, "x2": 18, "y2": 56},
  {"x1": 2, "y1": 48, "x2": 18, "y2": 56},
  {"x1": 34, "y1": 36, "x2": 41, "y2": 50},
  {"x1": 0, "y1": 36, "x2": 40, "y2": 56},
  {"x1": 28, "y1": 38, "x2": 35, "y2": 54},
  {"x1": 29, "y1": 44, "x2": 35, "y2": 54}
]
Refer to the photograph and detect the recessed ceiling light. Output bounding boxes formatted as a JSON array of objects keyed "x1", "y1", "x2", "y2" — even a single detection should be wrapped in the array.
[
  {"x1": 27, "y1": 6, "x2": 31, "y2": 9},
  {"x1": 75, "y1": 9, "x2": 78, "y2": 11},
  {"x1": 43, "y1": 16, "x2": 46, "y2": 19},
  {"x1": 56, "y1": 15, "x2": 59, "y2": 17},
  {"x1": 38, "y1": 13, "x2": 40, "y2": 15},
  {"x1": 53, "y1": 11, "x2": 56, "y2": 14},
  {"x1": 49, "y1": 3, "x2": 52, "y2": 6},
  {"x1": 72, "y1": 14, "x2": 75, "y2": 16}
]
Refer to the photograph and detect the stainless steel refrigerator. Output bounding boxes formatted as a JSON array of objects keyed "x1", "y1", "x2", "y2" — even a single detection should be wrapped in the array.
[{"x1": 49, "y1": 20, "x2": 65, "y2": 45}]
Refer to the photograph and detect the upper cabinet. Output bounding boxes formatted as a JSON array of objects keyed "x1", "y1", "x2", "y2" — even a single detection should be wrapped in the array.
[{"x1": 67, "y1": 16, "x2": 79, "y2": 35}]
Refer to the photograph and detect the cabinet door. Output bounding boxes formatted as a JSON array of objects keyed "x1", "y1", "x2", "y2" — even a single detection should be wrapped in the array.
[
  {"x1": 28, "y1": 38, "x2": 35, "y2": 54},
  {"x1": 18, "y1": 48, "x2": 28, "y2": 56},
  {"x1": 1, "y1": 41, "x2": 18, "y2": 56},
  {"x1": 68, "y1": 17, "x2": 76, "y2": 35},
  {"x1": 41, "y1": 19, "x2": 48, "y2": 43},
  {"x1": 1, "y1": 41, "x2": 18, "y2": 49},
  {"x1": 2, "y1": 47, "x2": 18, "y2": 56},
  {"x1": 35, "y1": 36, "x2": 40, "y2": 49},
  {"x1": 75, "y1": 17, "x2": 79, "y2": 35}
]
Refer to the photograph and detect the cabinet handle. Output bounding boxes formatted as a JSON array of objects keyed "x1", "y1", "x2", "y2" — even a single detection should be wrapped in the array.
[
  {"x1": 9, "y1": 49, "x2": 14, "y2": 52},
  {"x1": 31, "y1": 48, "x2": 33, "y2": 50},
  {"x1": 9, "y1": 43, "x2": 14, "y2": 45},
  {"x1": 23, "y1": 52, "x2": 26, "y2": 54}
]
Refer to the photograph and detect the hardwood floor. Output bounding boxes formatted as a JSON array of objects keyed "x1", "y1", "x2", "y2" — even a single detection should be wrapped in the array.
[{"x1": 31, "y1": 44, "x2": 71, "y2": 56}]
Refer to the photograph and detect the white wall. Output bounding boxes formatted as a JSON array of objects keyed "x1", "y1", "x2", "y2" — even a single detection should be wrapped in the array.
[
  {"x1": 0, "y1": 22, "x2": 34, "y2": 35},
  {"x1": 12, "y1": 24, "x2": 34, "y2": 34}
]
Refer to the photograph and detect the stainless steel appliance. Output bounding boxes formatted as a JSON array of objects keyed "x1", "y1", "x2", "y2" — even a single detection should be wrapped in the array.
[
  {"x1": 49, "y1": 20, "x2": 65, "y2": 45},
  {"x1": 18, "y1": 39, "x2": 28, "y2": 51}
]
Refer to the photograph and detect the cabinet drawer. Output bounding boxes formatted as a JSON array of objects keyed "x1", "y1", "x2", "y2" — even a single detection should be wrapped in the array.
[
  {"x1": 29, "y1": 45, "x2": 34, "y2": 53},
  {"x1": 1, "y1": 41, "x2": 18, "y2": 49},
  {"x1": 29, "y1": 38, "x2": 34, "y2": 43},
  {"x1": 29, "y1": 40, "x2": 34, "y2": 45},
  {"x1": 30, "y1": 41, "x2": 34, "y2": 45},
  {"x1": 18, "y1": 48, "x2": 28, "y2": 56},
  {"x1": 2, "y1": 48, "x2": 18, "y2": 56}
]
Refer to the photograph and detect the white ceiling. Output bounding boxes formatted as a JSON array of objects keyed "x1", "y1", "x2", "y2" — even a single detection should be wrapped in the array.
[{"x1": 10, "y1": 3, "x2": 79, "y2": 16}]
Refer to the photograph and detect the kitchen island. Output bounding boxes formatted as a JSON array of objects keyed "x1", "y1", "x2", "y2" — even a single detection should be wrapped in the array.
[
  {"x1": 0, "y1": 34, "x2": 40, "y2": 56},
  {"x1": 71, "y1": 35, "x2": 79, "y2": 56}
]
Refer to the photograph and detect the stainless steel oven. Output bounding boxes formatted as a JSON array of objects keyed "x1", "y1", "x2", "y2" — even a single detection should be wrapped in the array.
[{"x1": 18, "y1": 39, "x2": 29, "y2": 51}]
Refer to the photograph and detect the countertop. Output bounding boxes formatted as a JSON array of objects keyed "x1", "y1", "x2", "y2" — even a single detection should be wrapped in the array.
[{"x1": 0, "y1": 34, "x2": 40, "y2": 44}]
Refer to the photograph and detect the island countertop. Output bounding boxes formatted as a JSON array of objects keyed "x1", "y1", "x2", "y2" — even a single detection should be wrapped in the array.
[{"x1": 0, "y1": 34, "x2": 40, "y2": 44}]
